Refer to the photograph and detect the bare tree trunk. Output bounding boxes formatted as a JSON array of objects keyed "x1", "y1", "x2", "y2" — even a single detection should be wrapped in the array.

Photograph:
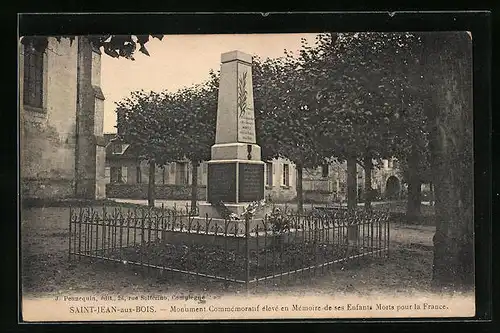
[
  {"x1": 364, "y1": 155, "x2": 373, "y2": 212},
  {"x1": 347, "y1": 155, "x2": 357, "y2": 211},
  {"x1": 148, "y1": 161, "x2": 156, "y2": 208},
  {"x1": 347, "y1": 155, "x2": 359, "y2": 242},
  {"x1": 190, "y1": 160, "x2": 199, "y2": 215},
  {"x1": 430, "y1": 182, "x2": 435, "y2": 206},
  {"x1": 296, "y1": 164, "x2": 304, "y2": 213},
  {"x1": 406, "y1": 146, "x2": 422, "y2": 223},
  {"x1": 423, "y1": 32, "x2": 474, "y2": 289}
]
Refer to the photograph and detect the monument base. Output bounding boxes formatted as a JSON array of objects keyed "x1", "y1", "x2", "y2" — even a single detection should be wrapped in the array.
[
  {"x1": 160, "y1": 216, "x2": 303, "y2": 251},
  {"x1": 191, "y1": 216, "x2": 265, "y2": 235},
  {"x1": 198, "y1": 202, "x2": 248, "y2": 219},
  {"x1": 206, "y1": 160, "x2": 265, "y2": 206},
  {"x1": 211, "y1": 143, "x2": 261, "y2": 161},
  {"x1": 198, "y1": 201, "x2": 271, "y2": 220}
]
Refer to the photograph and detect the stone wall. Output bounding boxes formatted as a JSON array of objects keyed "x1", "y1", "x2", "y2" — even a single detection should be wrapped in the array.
[
  {"x1": 106, "y1": 184, "x2": 207, "y2": 200},
  {"x1": 20, "y1": 37, "x2": 105, "y2": 200},
  {"x1": 92, "y1": 50, "x2": 106, "y2": 199},
  {"x1": 21, "y1": 178, "x2": 75, "y2": 199},
  {"x1": 264, "y1": 186, "x2": 296, "y2": 203},
  {"x1": 303, "y1": 190, "x2": 335, "y2": 203},
  {"x1": 20, "y1": 37, "x2": 79, "y2": 199}
]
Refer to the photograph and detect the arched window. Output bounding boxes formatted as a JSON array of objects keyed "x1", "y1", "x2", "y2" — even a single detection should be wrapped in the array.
[
  {"x1": 23, "y1": 46, "x2": 44, "y2": 109},
  {"x1": 265, "y1": 161, "x2": 273, "y2": 186},
  {"x1": 322, "y1": 164, "x2": 329, "y2": 178}
]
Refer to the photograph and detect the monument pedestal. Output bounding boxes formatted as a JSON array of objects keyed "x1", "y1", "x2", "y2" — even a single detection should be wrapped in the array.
[{"x1": 198, "y1": 159, "x2": 265, "y2": 219}]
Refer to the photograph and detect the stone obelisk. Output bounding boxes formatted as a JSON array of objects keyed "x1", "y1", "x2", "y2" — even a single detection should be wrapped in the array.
[{"x1": 198, "y1": 50, "x2": 265, "y2": 219}]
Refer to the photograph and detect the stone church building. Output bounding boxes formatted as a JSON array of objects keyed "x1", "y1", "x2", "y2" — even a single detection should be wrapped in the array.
[{"x1": 20, "y1": 37, "x2": 106, "y2": 200}]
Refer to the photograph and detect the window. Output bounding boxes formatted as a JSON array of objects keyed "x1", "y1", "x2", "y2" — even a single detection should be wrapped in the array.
[
  {"x1": 322, "y1": 164, "x2": 329, "y2": 178},
  {"x1": 136, "y1": 166, "x2": 142, "y2": 183},
  {"x1": 176, "y1": 162, "x2": 188, "y2": 185},
  {"x1": 122, "y1": 167, "x2": 128, "y2": 183},
  {"x1": 23, "y1": 46, "x2": 44, "y2": 109},
  {"x1": 266, "y1": 162, "x2": 273, "y2": 186},
  {"x1": 110, "y1": 167, "x2": 123, "y2": 183},
  {"x1": 282, "y1": 163, "x2": 290, "y2": 187},
  {"x1": 332, "y1": 179, "x2": 338, "y2": 192}
]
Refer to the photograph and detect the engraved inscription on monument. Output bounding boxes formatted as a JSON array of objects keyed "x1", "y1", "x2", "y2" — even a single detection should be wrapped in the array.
[
  {"x1": 207, "y1": 163, "x2": 237, "y2": 203},
  {"x1": 238, "y1": 163, "x2": 264, "y2": 202},
  {"x1": 238, "y1": 115, "x2": 255, "y2": 143}
]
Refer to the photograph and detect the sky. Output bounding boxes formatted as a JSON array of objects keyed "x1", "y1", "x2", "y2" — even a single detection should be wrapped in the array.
[{"x1": 101, "y1": 33, "x2": 318, "y2": 133}]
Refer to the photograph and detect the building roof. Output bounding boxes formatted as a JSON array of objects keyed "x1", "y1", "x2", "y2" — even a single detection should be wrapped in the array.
[
  {"x1": 104, "y1": 133, "x2": 139, "y2": 161},
  {"x1": 103, "y1": 133, "x2": 116, "y2": 146}
]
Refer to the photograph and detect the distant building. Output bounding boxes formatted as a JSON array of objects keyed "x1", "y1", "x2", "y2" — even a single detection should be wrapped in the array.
[
  {"x1": 104, "y1": 134, "x2": 298, "y2": 201},
  {"x1": 104, "y1": 131, "x2": 403, "y2": 203},
  {"x1": 104, "y1": 134, "x2": 207, "y2": 200},
  {"x1": 303, "y1": 157, "x2": 403, "y2": 203},
  {"x1": 263, "y1": 158, "x2": 297, "y2": 202},
  {"x1": 20, "y1": 37, "x2": 106, "y2": 200}
]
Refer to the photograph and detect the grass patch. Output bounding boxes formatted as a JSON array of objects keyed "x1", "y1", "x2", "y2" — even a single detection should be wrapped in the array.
[{"x1": 21, "y1": 243, "x2": 435, "y2": 296}]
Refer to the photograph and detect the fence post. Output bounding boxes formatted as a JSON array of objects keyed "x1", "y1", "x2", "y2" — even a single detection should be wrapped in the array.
[
  {"x1": 245, "y1": 214, "x2": 250, "y2": 293},
  {"x1": 68, "y1": 206, "x2": 72, "y2": 261},
  {"x1": 386, "y1": 212, "x2": 390, "y2": 257}
]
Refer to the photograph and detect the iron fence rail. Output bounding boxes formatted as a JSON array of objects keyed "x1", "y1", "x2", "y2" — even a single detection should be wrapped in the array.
[{"x1": 69, "y1": 204, "x2": 390, "y2": 287}]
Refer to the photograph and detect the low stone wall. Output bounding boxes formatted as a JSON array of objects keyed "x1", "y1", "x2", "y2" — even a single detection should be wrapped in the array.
[
  {"x1": 303, "y1": 190, "x2": 334, "y2": 204},
  {"x1": 21, "y1": 178, "x2": 75, "y2": 199},
  {"x1": 264, "y1": 186, "x2": 297, "y2": 203},
  {"x1": 106, "y1": 183, "x2": 207, "y2": 200}
]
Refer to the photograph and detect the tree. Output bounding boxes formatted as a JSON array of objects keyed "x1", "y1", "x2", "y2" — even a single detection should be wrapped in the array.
[
  {"x1": 116, "y1": 70, "x2": 218, "y2": 210},
  {"x1": 254, "y1": 33, "x2": 414, "y2": 212},
  {"x1": 307, "y1": 31, "x2": 474, "y2": 288},
  {"x1": 418, "y1": 32, "x2": 474, "y2": 289},
  {"x1": 116, "y1": 90, "x2": 180, "y2": 207},
  {"x1": 165, "y1": 76, "x2": 218, "y2": 213},
  {"x1": 253, "y1": 54, "x2": 325, "y2": 212},
  {"x1": 297, "y1": 32, "x2": 435, "y2": 220},
  {"x1": 21, "y1": 35, "x2": 164, "y2": 60},
  {"x1": 294, "y1": 33, "x2": 404, "y2": 211}
]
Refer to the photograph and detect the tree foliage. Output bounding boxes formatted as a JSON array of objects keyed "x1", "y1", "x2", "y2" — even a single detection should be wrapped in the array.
[
  {"x1": 253, "y1": 52, "x2": 328, "y2": 212},
  {"x1": 116, "y1": 90, "x2": 169, "y2": 163},
  {"x1": 165, "y1": 73, "x2": 218, "y2": 164},
  {"x1": 253, "y1": 53, "x2": 325, "y2": 169},
  {"x1": 115, "y1": 73, "x2": 217, "y2": 208},
  {"x1": 251, "y1": 32, "x2": 434, "y2": 211},
  {"x1": 292, "y1": 33, "x2": 426, "y2": 162},
  {"x1": 117, "y1": 82, "x2": 217, "y2": 164},
  {"x1": 21, "y1": 35, "x2": 164, "y2": 60}
]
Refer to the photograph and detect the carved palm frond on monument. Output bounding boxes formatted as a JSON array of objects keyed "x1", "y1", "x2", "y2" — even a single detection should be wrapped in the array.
[{"x1": 238, "y1": 71, "x2": 249, "y2": 117}]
